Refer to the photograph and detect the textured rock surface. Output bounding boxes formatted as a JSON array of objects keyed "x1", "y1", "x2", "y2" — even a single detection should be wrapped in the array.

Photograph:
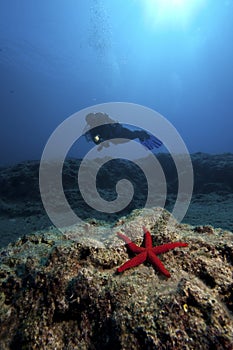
[{"x1": 0, "y1": 208, "x2": 232, "y2": 349}]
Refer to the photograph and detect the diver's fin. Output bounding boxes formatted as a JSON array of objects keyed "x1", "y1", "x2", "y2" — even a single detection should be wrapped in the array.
[{"x1": 141, "y1": 135, "x2": 162, "y2": 150}]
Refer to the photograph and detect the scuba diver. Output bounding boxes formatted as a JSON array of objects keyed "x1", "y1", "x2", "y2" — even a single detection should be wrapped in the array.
[{"x1": 83, "y1": 112, "x2": 162, "y2": 151}]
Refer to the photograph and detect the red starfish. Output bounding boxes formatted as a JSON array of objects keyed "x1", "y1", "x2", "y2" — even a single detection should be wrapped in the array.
[{"x1": 117, "y1": 226, "x2": 188, "y2": 277}]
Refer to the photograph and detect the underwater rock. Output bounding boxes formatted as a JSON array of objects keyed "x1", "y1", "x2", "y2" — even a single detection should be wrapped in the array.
[
  {"x1": 0, "y1": 208, "x2": 232, "y2": 349},
  {"x1": 1, "y1": 153, "x2": 233, "y2": 248}
]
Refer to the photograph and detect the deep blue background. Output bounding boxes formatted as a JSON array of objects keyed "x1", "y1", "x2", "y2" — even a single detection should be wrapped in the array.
[{"x1": 1, "y1": 0, "x2": 233, "y2": 165}]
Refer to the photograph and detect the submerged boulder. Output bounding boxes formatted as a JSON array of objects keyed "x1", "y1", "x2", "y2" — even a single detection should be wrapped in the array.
[{"x1": 0, "y1": 208, "x2": 232, "y2": 349}]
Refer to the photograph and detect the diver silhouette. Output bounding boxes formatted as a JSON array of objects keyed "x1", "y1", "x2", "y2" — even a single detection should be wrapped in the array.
[{"x1": 83, "y1": 112, "x2": 162, "y2": 151}]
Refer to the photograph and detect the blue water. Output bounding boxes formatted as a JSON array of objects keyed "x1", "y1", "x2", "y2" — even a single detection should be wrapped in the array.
[{"x1": 0, "y1": 0, "x2": 233, "y2": 165}]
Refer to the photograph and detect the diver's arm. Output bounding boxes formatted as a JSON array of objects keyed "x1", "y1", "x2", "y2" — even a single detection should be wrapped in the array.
[{"x1": 97, "y1": 141, "x2": 110, "y2": 150}]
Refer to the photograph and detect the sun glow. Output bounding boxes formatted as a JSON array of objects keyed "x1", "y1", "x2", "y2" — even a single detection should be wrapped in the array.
[{"x1": 141, "y1": 0, "x2": 206, "y2": 29}]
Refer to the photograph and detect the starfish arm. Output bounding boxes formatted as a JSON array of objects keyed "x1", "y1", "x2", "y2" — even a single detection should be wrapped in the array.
[
  {"x1": 117, "y1": 252, "x2": 147, "y2": 272},
  {"x1": 142, "y1": 226, "x2": 153, "y2": 249},
  {"x1": 117, "y1": 232, "x2": 145, "y2": 253},
  {"x1": 148, "y1": 251, "x2": 171, "y2": 278},
  {"x1": 152, "y1": 242, "x2": 188, "y2": 255}
]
